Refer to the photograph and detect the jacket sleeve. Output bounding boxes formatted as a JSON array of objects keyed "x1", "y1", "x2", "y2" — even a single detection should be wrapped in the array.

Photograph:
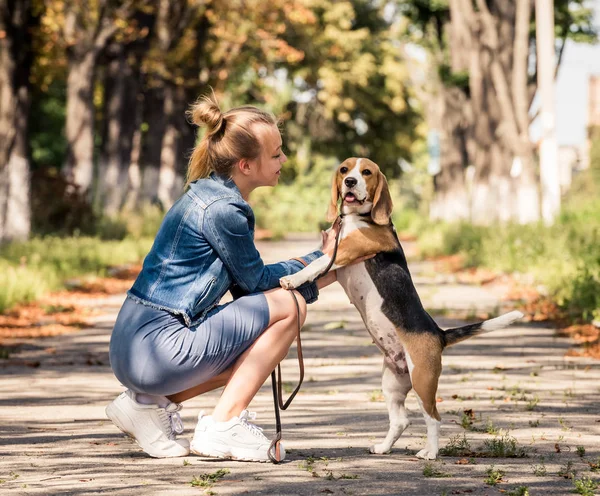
[{"x1": 203, "y1": 200, "x2": 323, "y2": 303}]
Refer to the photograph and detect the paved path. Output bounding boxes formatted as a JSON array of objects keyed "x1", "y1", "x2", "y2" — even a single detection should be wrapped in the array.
[{"x1": 1, "y1": 237, "x2": 599, "y2": 495}]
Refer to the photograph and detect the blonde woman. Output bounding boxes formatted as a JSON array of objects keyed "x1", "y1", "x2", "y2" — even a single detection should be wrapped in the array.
[{"x1": 106, "y1": 95, "x2": 345, "y2": 462}]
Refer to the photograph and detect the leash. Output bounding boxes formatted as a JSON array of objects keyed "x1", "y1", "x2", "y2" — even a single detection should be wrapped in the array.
[{"x1": 268, "y1": 215, "x2": 344, "y2": 463}]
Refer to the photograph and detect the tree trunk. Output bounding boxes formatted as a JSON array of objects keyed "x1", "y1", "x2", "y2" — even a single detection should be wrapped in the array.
[
  {"x1": 64, "y1": 51, "x2": 97, "y2": 195},
  {"x1": 156, "y1": 83, "x2": 181, "y2": 210},
  {"x1": 138, "y1": 86, "x2": 166, "y2": 207},
  {"x1": 0, "y1": 0, "x2": 37, "y2": 243},
  {"x1": 429, "y1": 88, "x2": 470, "y2": 221},
  {"x1": 98, "y1": 47, "x2": 142, "y2": 215}
]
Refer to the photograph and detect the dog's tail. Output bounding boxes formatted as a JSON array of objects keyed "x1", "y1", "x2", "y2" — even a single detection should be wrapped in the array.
[{"x1": 443, "y1": 311, "x2": 524, "y2": 347}]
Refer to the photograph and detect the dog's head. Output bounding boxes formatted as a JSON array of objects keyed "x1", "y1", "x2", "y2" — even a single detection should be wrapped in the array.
[{"x1": 327, "y1": 157, "x2": 393, "y2": 225}]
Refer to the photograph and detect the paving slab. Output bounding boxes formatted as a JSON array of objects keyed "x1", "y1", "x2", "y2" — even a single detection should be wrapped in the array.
[{"x1": 1, "y1": 237, "x2": 599, "y2": 495}]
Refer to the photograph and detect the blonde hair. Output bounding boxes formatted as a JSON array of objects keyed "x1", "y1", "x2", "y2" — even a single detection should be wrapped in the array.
[{"x1": 185, "y1": 93, "x2": 277, "y2": 188}]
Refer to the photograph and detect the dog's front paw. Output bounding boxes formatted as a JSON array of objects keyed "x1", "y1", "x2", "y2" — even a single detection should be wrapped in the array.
[
  {"x1": 369, "y1": 443, "x2": 392, "y2": 455},
  {"x1": 415, "y1": 447, "x2": 438, "y2": 460},
  {"x1": 279, "y1": 276, "x2": 298, "y2": 290}
]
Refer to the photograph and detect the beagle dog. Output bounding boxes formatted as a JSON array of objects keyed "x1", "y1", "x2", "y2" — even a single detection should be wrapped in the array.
[{"x1": 280, "y1": 157, "x2": 523, "y2": 460}]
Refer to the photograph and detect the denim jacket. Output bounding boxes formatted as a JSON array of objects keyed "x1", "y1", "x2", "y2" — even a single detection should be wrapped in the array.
[{"x1": 128, "y1": 173, "x2": 323, "y2": 327}]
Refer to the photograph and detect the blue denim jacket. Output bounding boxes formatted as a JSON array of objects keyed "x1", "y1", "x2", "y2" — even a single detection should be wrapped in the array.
[{"x1": 128, "y1": 173, "x2": 323, "y2": 327}]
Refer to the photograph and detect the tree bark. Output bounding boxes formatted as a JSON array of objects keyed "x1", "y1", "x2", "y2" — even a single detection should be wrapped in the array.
[
  {"x1": 98, "y1": 46, "x2": 143, "y2": 215},
  {"x1": 0, "y1": 0, "x2": 38, "y2": 243},
  {"x1": 64, "y1": 50, "x2": 97, "y2": 194}
]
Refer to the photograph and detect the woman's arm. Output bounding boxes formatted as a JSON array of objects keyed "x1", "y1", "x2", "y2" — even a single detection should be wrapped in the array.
[{"x1": 203, "y1": 200, "x2": 320, "y2": 301}]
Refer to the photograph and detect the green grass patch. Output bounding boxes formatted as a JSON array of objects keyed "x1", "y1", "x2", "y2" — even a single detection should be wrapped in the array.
[
  {"x1": 414, "y1": 197, "x2": 600, "y2": 323},
  {"x1": 189, "y1": 468, "x2": 229, "y2": 488},
  {"x1": 0, "y1": 236, "x2": 153, "y2": 313}
]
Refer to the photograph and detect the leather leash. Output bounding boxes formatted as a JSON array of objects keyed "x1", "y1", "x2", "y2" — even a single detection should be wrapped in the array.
[{"x1": 268, "y1": 215, "x2": 344, "y2": 463}]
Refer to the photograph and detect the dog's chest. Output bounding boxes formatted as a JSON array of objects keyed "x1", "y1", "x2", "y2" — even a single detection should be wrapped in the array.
[{"x1": 337, "y1": 263, "x2": 404, "y2": 361}]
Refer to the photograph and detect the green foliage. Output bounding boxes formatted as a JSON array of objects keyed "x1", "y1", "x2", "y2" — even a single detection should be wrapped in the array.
[
  {"x1": 484, "y1": 465, "x2": 504, "y2": 486},
  {"x1": 423, "y1": 462, "x2": 452, "y2": 478},
  {"x1": 29, "y1": 81, "x2": 67, "y2": 169},
  {"x1": 414, "y1": 195, "x2": 600, "y2": 322},
  {"x1": 251, "y1": 155, "x2": 336, "y2": 235},
  {"x1": 482, "y1": 434, "x2": 527, "y2": 458},
  {"x1": 572, "y1": 476, "x2": 598, "y2": 495},
  {"x1": 189, "y1": 468, "x2": 229, "y2": 488},
  {"x1": 0, "y1": 236, "x2": 153, "y2": 313}
]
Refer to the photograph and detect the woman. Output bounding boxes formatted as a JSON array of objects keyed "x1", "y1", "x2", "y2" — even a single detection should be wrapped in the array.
[{"x1": 106, "y1": 94, "x2": 343, "y2": 462}]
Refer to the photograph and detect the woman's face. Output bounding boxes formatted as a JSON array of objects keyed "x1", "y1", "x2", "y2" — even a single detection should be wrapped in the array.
[{"x1": 250, "y1": 124, "x2": 287, "y2": 188}]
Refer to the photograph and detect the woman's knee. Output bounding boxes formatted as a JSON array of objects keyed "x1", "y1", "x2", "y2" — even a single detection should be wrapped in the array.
[{"x1": 265, "y1": 288, "x2": 307, "y2": 325}]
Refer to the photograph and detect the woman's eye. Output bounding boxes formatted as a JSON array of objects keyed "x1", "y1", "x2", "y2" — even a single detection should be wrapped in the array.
[
  {"x1": 340, "y1": 167, "x2": 348, "y2": 173},
  {"x1": 362, "y1": 169, "x2": 372, "y2": 176}
]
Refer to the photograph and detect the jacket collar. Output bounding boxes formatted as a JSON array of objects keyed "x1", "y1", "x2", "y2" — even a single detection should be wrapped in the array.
[{"x1": 210, "y1": 172, "x2": 243, "y2": 198}]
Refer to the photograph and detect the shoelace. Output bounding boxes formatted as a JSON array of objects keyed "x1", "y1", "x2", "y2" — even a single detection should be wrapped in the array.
[
  {"x1": 239, "y1": 410, "x2": 268, "y2": 440},
  {"x1": 158, "y1": 403, "x2": 184, "y2": 440}
]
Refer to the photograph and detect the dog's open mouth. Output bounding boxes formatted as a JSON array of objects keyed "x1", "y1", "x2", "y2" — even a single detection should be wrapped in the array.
[{"x1": 344, "y1": 193, "x2": 364, "y2": 204}]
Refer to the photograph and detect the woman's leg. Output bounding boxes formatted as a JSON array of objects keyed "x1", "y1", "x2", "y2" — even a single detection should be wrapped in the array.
[{"x1": 167, "y1": 287, "x2": 306, "y2": 420}]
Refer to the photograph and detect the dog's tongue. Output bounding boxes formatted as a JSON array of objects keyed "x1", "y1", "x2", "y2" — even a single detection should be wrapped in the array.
[{"x1": 345, "y1": 193, "x2": 356, "y2": 203}]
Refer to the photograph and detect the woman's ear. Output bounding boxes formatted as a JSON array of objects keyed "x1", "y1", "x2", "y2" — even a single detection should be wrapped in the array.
[
  {"x1": 326, "y1": 172, "x2": 340, "y2": 222},
  {"x1": 371, "y1": 171, "x2": 393, "y2": 225}
]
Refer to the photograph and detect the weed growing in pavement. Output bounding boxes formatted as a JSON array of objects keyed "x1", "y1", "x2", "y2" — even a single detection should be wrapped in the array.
[
  {"x1": 484, "y1": 465, "x2": 504, "y2": 486},
  {"x1": 439, "y1": 434, "x2": 472, "y2": 457},
  {"x1": 422, "y1": 463, "x2": 452, "y2": 478},
  {"x1": 482, "y1": 433, "x2": 527, "y2": 458},
  {"x1": 558, "y1": 461, "x2": 577, "y2": 479},
  {"x1": 525, "y1": 395, "x2": 540, "y2": 411},
  {"x1": 576, "y1": 446, "x2": 586, "y2": 457},
  {"x1": 189, "y1": 469, "x2": 229, "y2": 488},
  {"x1": 531, "y1": 458, "x2": 547, "y2": 476},
  {"x1": 588, "y1": 458, "x2": 600, "y2": 472},
  {"x1": 507, "y1": 486, "x2": 530, "y2": 496},
  {"x1": 572, "y1": 476, "x2": 599, "y2": 496}
]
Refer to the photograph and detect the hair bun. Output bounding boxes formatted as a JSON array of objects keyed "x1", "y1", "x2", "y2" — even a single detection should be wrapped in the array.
[{"x1": 188, "y1": 93, "x2": 224, "y2": 136}]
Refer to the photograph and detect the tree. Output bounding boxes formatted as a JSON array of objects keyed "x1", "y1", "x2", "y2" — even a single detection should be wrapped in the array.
[
  {"x1": 403, "y1": 0, "x2": 596, "y2": 224},
  {"x1": 58, "y1": 0, "x2": 146, "y2": 194},
  {"x1": 0, "y1": 0, "x2": 42, "y2": 243}
]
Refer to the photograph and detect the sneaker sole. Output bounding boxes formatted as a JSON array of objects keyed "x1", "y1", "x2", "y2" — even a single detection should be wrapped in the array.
[
  {"x1": 105, "y1": 402, "x2": 189, "y2": 459},
  {"x1": 190, "y1": 442, "x2": 273, "y2": 463}
]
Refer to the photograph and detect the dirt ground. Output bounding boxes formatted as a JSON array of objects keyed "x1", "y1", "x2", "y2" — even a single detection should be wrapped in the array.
[{"x1": 1, "y1": 236, "x2": 599, "y2": 495}]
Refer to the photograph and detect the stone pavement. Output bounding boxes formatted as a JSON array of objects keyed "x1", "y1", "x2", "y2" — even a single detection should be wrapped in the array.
[{"x1": 1, "y1": 236, "x2": 599, "y2": 495}]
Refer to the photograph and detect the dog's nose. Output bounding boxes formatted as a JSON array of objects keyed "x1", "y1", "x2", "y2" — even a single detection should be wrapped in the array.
[{"x1": 344, "y1": 177, "x2": 357, "y2": 188}]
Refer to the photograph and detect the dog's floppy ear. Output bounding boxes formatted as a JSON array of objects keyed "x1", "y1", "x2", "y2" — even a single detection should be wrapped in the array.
[
  {"x1": 371, "y1": 171, "x2": 393, "y2": 225},
  {"x1": 326, "y1": 172, "x2": 340, "y2": 222}
]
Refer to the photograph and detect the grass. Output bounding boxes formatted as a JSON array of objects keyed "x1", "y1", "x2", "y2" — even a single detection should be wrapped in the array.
[
  {"x1": 422, "y1": 462, "x2": 452, "y2": 478},
  {"x1": 189, "y1": 469, "x2": 229, "y2": 488},
  {"x1": 558, "y1": 461, "x2": 577, "y2": 479},
  {"x1": 484, "y1": 465, "x2": 504, "y2": 486},
  {"x1": 439, "y1": 434, "x2": 472, "y2": 457},
  {"x1": 0, "y1": 236, "x2": 153, "y2": 313},
  {"x1": 531, "y1": 459, "x2": 547, "y2": 476},
  {"x1": 573, "y1": 476, "x2": 599, "y2": 495},
  {"x1": 507, "y1": 486, "x2": 530, "y2": 496},
  {"x1": 414, "y1": 195, "x2": 600, "y2": 323},
  {"x1": 482, "y1": 433, "x2": 527, "y2": 458}
]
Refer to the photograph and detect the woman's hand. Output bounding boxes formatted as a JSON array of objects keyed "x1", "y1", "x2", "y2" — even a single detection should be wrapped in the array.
[{"x1": 321, "y1": 217, "x2": 342, "y2": 256}]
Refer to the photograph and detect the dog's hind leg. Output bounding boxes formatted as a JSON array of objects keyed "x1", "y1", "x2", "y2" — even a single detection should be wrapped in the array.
[
  {"x1": 404, "y1": 346, "x2": 443, "y2": 460},
  {"x1": 370, "y1": 358, "x2": 412, "y2": 454}
]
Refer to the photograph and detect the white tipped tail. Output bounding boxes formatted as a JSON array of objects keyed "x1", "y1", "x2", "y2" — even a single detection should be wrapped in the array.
[
  {"x1": 481, "y1": 311, "x2": 525, "y2": 332},
  {"x1": 444, "y1": 310, "x2": 524, "y2": 347}
]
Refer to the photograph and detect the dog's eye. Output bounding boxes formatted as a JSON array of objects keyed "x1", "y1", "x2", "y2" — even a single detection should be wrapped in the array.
[
  {"x1": 362, "y1": 169, "x2": 372, "y2": 176},
  {"x1": 340, "y1": 167, "x2": 348, "y2": 174}
]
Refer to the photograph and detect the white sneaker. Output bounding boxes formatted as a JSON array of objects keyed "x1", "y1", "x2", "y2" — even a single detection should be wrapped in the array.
[
  {"x1": 105, "y1": 390, "x2": 190, "y2": 458},
  {"x1": 190, "y1": 410, "x2": 285, "y2": 462}
]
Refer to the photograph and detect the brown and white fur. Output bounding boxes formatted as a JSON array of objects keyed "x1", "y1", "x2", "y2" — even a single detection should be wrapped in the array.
[{"x1": 280, "y1": 157, "x2": 523, "y2": 460}]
